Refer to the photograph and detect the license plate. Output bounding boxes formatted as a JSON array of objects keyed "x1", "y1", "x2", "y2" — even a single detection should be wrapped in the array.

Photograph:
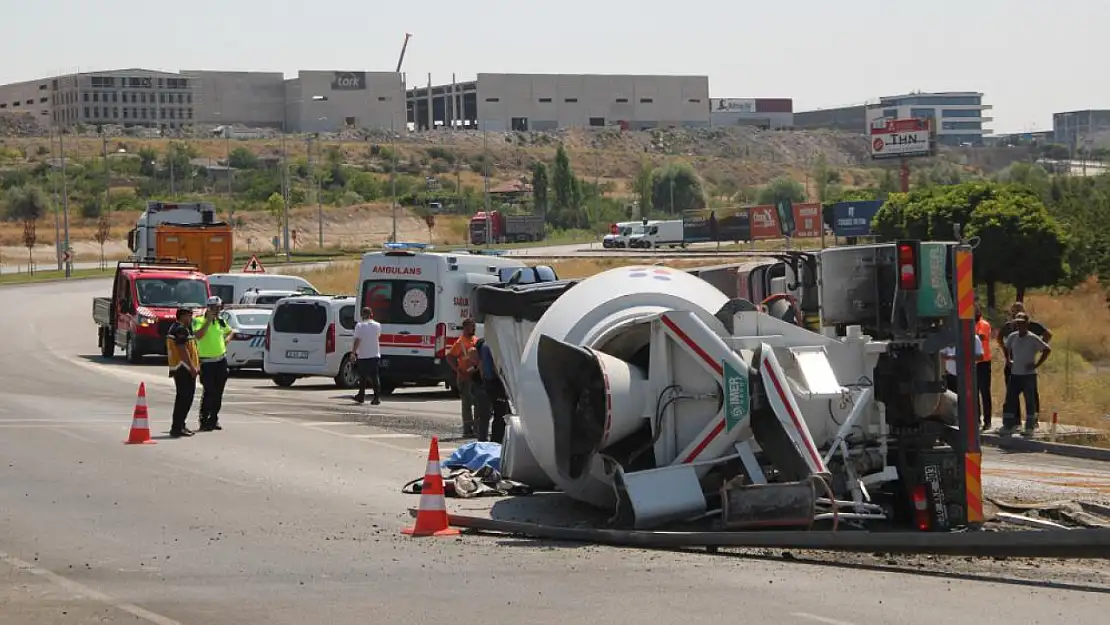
[{"x1": 286, "y1": 350, "x2": 309, "y2": 359}]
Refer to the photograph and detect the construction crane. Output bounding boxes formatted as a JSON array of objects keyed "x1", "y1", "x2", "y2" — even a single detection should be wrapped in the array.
[{"x1": 396, "y1": 33, "x2": 412, "y2": 73}]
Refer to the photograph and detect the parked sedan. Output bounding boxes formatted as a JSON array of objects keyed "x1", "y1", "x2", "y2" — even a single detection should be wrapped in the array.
[{"x1": 219, "y1": 307, "x2": 272, "y2": 371}]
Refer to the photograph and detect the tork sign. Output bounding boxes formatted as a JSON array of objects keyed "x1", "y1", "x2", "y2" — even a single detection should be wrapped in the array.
[{"x1": 331, "y1": 71, "x2": 367, "y2": 91}]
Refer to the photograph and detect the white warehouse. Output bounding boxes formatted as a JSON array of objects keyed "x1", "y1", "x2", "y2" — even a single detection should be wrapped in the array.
[{"x1": 474, "y1": 73, "x2": 710, "y2": 132}]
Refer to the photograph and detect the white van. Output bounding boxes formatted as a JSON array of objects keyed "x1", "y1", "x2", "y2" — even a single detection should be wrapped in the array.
[
  {"x1": 263, "y1": 295, "x2": 360, "y2": 388},
  {"x1": 602, "y1": 222, "x2": 638, "y2": 248},
  {"x1": 629, "y1": 219, "x2": 685, "y2": 248},
  {"x1": 207, "y1": 273, "x2": 319, "y2": 306},
  {"x1": 357, "y1": 249, "x2": 530, "y2": 394}
]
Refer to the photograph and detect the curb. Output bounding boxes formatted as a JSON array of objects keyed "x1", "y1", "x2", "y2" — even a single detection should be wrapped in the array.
[{"x1": 981, "y1": 433, "x2": 1110, "y2": 462}]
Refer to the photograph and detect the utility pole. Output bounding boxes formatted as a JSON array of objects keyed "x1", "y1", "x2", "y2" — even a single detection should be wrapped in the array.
[
  {"x1": 483, "y1": 130, "x2": 491, "y2": 249},
  {"x1": 314, "y1": 134, "x2": 323, "y2": 249},
  {"x1": 60, "y1": 128, "x2": 71, "y2": 278},
  {"x1": 226, "y1": 126, "x2": 233, "y2": 215},
  {"x1": 280, "y1": 123, "x2": 290, "y2": 260},
  {"x1": 50, "y1": 130, "x2": 61, "y2": 271},
  {"x1": 102, "y1": 131, "x2": 110, "y2": 213},
  {"x1": 390, "y1": 119, "x2": 398, "y2": 243}
]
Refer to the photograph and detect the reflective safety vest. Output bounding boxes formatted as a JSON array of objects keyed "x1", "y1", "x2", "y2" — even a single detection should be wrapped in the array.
[
  {"x1": 975, "y1": 319, "x2": 992, "y2": 363},
  {"x1": 193, "y1": 316, "x2": 231, "y2": 360}
]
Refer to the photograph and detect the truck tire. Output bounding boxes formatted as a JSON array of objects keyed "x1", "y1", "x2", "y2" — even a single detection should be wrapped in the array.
[
  {"x1": 125, "y1": 334, "x2": 143, "y2": 364},
  {"x1": 272, "y1": 374, "x2": 297, "y2": 387},
  {"x1": 100, "y1": 328, "x2": 115, "y2": 359}
]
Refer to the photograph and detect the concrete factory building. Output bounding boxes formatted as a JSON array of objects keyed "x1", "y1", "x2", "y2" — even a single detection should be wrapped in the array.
[
  {"x1": 795, "y1": 91, "x2": 992, "y2": 146},
  {"x1": 406, "y1": 73, "x2": 710, "y2": 131},
  {"x1": 0, "y1": 68, "x2": 405, "y2": 133},
  {"x1": 1053, "y1": 109, "x2": 1110, "y2": 151}
]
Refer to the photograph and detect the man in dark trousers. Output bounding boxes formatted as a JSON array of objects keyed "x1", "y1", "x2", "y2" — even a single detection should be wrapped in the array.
[
  {"x1": 476, "y1": 337, "x2": 510, "y2": 443},
  {"x1": 350, "y1": 307, "x2": 382, "y2": 405},
  {"x1": 193, "y1": 296, "x2": 232, "y2": 432},
  {"x1": 996, "y1": 301, "x2": 1051, "y2": 421},
  {"x1": 166, "y1": 307, "x2": 199, "y2": 438}
]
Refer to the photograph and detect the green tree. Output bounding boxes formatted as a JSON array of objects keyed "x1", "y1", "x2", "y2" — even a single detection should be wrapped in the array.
[
  {"x1": 551, "y1": 144, "x2": 583, "y2": 229},
  {"x1": 531, "y1": 161, "x2": 549, "y2": 217},
  {"x1": 137, "y1": 147, "x2": 159, "y2": 177},
  {"x1": 873, "y1": 181, "x2": 1069, "y2": 308},
  {"x1": 3, "y1": 185, "x2": 49, "y2": 221},
  {"x1": 756, "y1": 175, "x2": 805, "y2": 206},
  {"x1": 632, "y1": 158, "x2": 654, "y2": 216},
  {"x1": 228, "y1": 147, "x2": 259, "y2": 170},
  {"x1": 650, "y1": 162, "x2": 707, "y2": 213},
  {"x1": 812, "y1": 153, "x2": 830, "y2": 202},
  {"x1": 995, "y1": 161, "x2": 1050, "y2": 198},
  {"x1": 265, "y1": 192, "x2": 284, "y2": 217},
  {"x1": 968, "y1": 194, "x2": 1069, "y2": 302}
]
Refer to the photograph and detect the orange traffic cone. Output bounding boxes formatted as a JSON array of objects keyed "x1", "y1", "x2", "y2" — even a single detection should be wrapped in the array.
[
  {"x1": 402, "y1": 437, "x2": 459, "y2": 537},
  {"x1": 124, "y1": 382, "x2": 156, "y2": 445}
]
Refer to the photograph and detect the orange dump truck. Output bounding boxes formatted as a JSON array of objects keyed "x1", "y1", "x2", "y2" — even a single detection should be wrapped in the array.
[{"x1": 126, "y1": 201, "x2": 233, "y2": 275}]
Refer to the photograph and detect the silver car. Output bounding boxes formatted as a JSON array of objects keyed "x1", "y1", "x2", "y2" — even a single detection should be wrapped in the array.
[{"x1": 219, "y1": 307, "x2": 272, "y2": 371}]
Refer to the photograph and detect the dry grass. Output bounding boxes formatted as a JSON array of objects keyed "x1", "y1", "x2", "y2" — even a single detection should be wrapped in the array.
[{"x1": 1011, "y1": 279, "x2": 1110, "y2": 430}]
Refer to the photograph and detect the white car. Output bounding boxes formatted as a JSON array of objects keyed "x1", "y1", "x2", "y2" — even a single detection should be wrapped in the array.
[
  {"x1": 219, "y1": 307, "x2": 272, "y2": 371},
  {"x1": 238, "y1": 289, "x2": 299, "y2": 306},
  {"x1": 263, "y1": 295, "x2": 360, "y2": 388}
]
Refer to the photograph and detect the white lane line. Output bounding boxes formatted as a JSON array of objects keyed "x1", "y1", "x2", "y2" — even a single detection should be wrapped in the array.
[
  {"x1": 791, "y1": 612, "x2": 858, "y2": 625},
  {"x1": 0, "y1": 550, "x2": 184, "y2": 625}
]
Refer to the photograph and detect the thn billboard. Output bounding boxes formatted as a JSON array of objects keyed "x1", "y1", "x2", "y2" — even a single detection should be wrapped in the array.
[
  {"x1": 331, "y1": 71, "x2": 367, "y2": 90},
  {"x1": 831, "y1": 200, "x2": 883, "y2": 237},
  {"x1": 869, "y1": 117, "x2": 935, "y2": 160},
  {"x1": 749, "y1": 205, "x2": 781, "y2": 240}
]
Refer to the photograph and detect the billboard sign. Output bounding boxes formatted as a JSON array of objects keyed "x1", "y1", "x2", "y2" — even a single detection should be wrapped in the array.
[
  {"x1": 831, "y1": 200, "x2": 883, "y2": 237},
  {"x1": 331, "y1": 71, "x2": 367, "y2": 91},
  {"x1": 870, "y1": 117, "x2": 934, "y2": 160},
  {"x1": 712, "y1": 98, "x2": 757, "y2": 113},
  {"x1": 683, "y1": 208, "x2": 750, "y2": 243},
  {"x1": 791, "y1": 203, "x2": 822, "y2": 238},
  {"x1": 749, "y1": 205, "x2": 781, "y2": 240}
]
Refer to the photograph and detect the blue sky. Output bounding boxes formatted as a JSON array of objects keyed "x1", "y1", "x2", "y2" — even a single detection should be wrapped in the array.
[{"x1": 6, "y1": 0, "x2": 1102, "y2": 133}]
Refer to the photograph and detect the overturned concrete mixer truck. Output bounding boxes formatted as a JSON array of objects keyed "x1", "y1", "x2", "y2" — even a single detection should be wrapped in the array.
[{"x1": 475, "y1": 241, "x2": 981, "y2": 532}]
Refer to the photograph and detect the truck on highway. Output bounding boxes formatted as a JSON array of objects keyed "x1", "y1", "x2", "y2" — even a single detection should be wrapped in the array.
[
  {"x1": 127, "y1": 201, "x2": 234, "y2": 275},
  {"x1": 469, "y1": 211, "x2": 545, "y2": 245},
  {"x1": 93, "y1": 261, "x2": 211, "y2": 363}
]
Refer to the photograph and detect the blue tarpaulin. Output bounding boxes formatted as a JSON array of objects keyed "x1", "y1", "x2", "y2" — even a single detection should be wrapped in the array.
[{"x1": 444, "y1": 441, "x2": 501, "y2": 472}]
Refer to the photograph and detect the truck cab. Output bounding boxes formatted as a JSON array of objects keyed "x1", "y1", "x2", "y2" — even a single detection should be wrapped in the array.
[
  {"x1": 128, "y1": 201, "x2": 233, "y2": 274},
  {"x1": 94, "y1": 261, "x2": 211, "y2": 363}
]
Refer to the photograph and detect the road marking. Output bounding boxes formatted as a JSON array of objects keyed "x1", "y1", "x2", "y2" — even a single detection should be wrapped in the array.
[
  {"x1": 791, "y1": 613, "x2": 857, "y2": 625},
  {"x1": 352, "y1": 433, "x2": 420, "y2": 439},
  {"x1": 0, "y1": 550, "x2": 184, "y2": 625}
]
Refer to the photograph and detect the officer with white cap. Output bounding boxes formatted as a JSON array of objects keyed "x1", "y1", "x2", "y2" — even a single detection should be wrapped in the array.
[{"x1": 192, "y1": 295, "x2": 233, "y2": 431}]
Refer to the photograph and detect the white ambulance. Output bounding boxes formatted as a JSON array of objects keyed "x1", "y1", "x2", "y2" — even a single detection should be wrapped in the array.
[{"x1": 357, "y1": 247, "x2": 536, "y2": 395}]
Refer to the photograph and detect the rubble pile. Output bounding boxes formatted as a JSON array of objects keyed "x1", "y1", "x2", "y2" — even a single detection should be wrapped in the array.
[{"x1": 0, "y1": 113, "x2": 42, "y2": 137}]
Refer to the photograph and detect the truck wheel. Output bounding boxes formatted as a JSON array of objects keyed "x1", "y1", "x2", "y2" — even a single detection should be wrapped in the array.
[
  {"x1": 100, "y1": 328, "x2": 115, "y2": 359},
  {"x1": 272, "y1": 374, "x2": 297, "y2": 387},
  {"x1": 125, "y1": 335, "x2": 143, "y2": 364},
  {"x1": 335, "y1": 356, "x2": 359, "y2": 389}
]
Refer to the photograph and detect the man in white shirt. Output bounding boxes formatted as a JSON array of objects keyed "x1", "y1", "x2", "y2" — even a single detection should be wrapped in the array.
[
  {"x1": 940, "y1": 334, "x2": 983, "y2": 394},
  {"x1": 350, "y1": 307, "x2": 383, "y2": 405}
]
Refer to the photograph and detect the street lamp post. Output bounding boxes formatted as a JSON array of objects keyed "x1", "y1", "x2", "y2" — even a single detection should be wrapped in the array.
[
  {"x1": 59, "y1": 128, "x2": 71, "y2": 278},
  {"x1": 50, "y1": 130, "x2": 61, "y2": 271},
  {"x1": 390, "y1": 119, "x2": 398, "y2": 243}
]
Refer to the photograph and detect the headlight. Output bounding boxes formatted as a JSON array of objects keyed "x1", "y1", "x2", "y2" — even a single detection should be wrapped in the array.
[{"x1": 137, "y1": 315, "x2": 156, "y2": 327}]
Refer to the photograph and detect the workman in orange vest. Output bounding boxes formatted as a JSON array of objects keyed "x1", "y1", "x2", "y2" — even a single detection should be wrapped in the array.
[{"x1": 974, "y1": 305, "x2": 993, "y2": 431}]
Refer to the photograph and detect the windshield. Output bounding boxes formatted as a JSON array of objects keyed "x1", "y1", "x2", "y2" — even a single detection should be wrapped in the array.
[
  {"x1": 255, "y1": 294, "x2": 291, "y2": 305},
  {"x1": 619, "y1": 226, "x2": 633, "y2": 236},
  {"x1": 135, "y1": 278, "x2": 207, "y2": 308},
  {"x1": 231, "y1": 313, "x2": 270, "y2": 327},
  {"x1": 209, "y1": 284, "x2": 234, "y2": 304}
]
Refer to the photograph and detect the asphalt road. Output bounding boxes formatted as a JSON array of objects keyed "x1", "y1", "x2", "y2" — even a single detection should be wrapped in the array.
[{"x1": 2, "y1": 279, "x2": 1110, "y2": 625}]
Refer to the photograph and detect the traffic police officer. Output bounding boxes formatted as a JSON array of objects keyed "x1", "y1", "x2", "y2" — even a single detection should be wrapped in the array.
[{"x1": 193, "y1": 295, "x2": 233, "y2": 431}]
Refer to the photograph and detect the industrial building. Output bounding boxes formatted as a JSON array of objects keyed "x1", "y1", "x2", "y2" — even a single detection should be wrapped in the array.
[
  {"x1": 795, "y1": 91, "x2": 993, "y2": 146},
  {"x1": 406, "y1": 73, "x2": 710, "y2": 132},
  {"x1": 0, "y1": 68, "x2": 405, "y2": 133},
  {"x1": 1053, "y1": 110, "x2": 1110, "y2": 151},
  {"x1": 708, "y1": 98, "x2": 793, "y2": 129}
]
